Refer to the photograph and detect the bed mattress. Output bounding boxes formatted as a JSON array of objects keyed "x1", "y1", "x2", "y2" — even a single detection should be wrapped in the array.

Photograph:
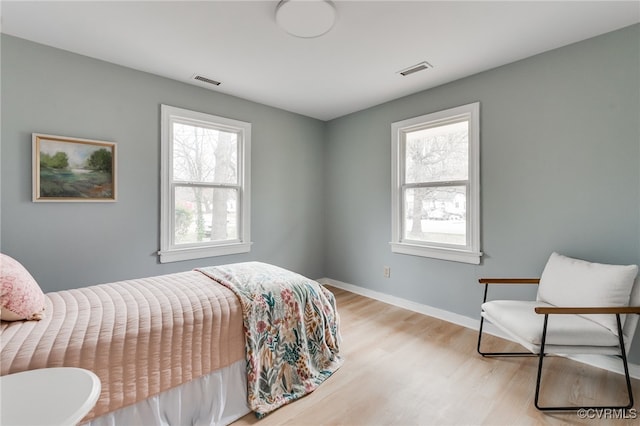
[{"x1": 0, "y1": 271, "x2": 245, "y2": 423}]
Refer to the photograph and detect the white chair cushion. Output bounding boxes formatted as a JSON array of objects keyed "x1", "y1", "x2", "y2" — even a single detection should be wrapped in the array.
[
  {"x1": 536, "y1": 252, "x2": 638, "y2": 334},
  {"x1": 482, "y1": 300, "x2": 620, "y2": 347}
]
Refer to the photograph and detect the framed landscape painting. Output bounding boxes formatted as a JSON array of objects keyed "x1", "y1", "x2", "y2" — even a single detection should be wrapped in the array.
[{"x1": 33, "y1": 134, "x2": 117, "y2": 202}]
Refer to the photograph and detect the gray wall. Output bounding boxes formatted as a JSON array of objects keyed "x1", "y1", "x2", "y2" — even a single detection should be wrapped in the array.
[
  {"x1": 324, "y1": 24, "x2": 640, "y2": 361},
  {"x1": 2, "y1": 24, "x2": 640, "y2": 363},
  {"x1": 1, "y1": 34, "x2": 326, "y2": 289}
]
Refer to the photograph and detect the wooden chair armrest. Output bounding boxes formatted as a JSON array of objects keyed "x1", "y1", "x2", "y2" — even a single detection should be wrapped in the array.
[
  {"x1": 534, "y1": 306, "x2": 640, "y2": 315},
  {"x1": 479, "y1": 278, "x2": 540, "y2": 285}
]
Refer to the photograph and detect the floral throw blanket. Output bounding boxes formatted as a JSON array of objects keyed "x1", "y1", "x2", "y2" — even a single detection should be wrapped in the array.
[{"x1": 196, "y1": 262, "x2": 343, "y2": 417}]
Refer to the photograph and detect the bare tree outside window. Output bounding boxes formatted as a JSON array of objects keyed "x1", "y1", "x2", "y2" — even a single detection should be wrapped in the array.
[
  {"x1": 160, "y1": 105, "x2": 251, "y2": 263},
  {"x1": 391, "y1": 102, "x2": 480, "y2": 264},
  {"x1": 403, "y1": 121, "x2": 468, "y2": 245},
  {"x1": 172, "y1": 122, "x2": 239, "y2": 244}
]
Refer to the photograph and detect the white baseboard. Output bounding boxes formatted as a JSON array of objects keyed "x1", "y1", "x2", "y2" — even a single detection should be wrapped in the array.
[{"x1": 318, "y1": 277, "x2": 640, "y2": 380}]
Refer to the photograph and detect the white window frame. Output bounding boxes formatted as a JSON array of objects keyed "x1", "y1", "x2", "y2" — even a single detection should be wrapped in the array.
[
  {"x1": 159, "y1": 105, "x2": 251, "y2": 263},
  {"x1": 390, "y1": 102, "x2": 481, "y2": 264}
]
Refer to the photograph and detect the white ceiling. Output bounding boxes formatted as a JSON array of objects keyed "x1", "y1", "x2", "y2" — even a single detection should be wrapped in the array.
[{"x1": 2, "y1": 1, "x2": 639, "y2": 121}]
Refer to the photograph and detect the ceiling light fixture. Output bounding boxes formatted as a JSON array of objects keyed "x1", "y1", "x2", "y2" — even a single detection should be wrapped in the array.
[{"x1": 275, "y1": 0, "x2": 337, "y2": 39}]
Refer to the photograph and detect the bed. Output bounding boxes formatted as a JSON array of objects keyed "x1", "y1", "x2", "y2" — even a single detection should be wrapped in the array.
[{"x1": 0, "y1": 261, "x2": 342, "y2": 425}]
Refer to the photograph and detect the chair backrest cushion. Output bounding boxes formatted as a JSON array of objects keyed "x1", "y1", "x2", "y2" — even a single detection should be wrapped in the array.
[{"x1": 537, "y1": 252, "x2": 638, "y2": 335}]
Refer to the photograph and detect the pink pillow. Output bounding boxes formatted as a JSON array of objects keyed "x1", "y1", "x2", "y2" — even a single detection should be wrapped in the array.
[{"x1": 1, "y1": 253, "x2": 45, "y2": 321}]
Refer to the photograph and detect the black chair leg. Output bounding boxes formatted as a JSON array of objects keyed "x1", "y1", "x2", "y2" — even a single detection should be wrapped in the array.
[
  {"x1": 534, "y1": 314, "x2": 634, "y2": 411},
  {"x1": 477, "y1": 283, "x2": 535, "y2": 357},
  {"x1": 477, "y1": 315, "x2": 534, "y2": 357}
]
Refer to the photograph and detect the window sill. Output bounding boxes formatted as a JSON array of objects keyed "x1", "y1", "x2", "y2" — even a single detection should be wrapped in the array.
[
  {"x1": 390, "y1": 242, "x2": 482, "y2": 264},
  {"x1": 158, "y1": 242, "x2": 252, "y2": 263}
]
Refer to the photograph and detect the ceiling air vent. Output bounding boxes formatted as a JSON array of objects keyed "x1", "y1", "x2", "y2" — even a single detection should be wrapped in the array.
[
  {"x1": 192, "y1": 74, "x2": 221, "y2": 86},
  {"x1": 398, "y1": 61, "x2": 432, "y2": 77}
]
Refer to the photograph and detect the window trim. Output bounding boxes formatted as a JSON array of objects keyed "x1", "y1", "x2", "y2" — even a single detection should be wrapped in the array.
[
  {"x1": 159, "y1": 105, "x2": 251, "y2": 263},
  {"x1": 390, "y1": 102, "x2": 481, "y2": 264}
]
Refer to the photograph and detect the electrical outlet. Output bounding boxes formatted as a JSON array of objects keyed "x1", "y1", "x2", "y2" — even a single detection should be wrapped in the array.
[{"x1": 383, "y1": 266, "x2": 391, "y2": 278}]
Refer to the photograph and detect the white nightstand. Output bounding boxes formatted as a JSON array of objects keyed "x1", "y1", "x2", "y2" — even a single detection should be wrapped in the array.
[{"x1": 0, "y1": 367, "x2": 101, "y2": 426}]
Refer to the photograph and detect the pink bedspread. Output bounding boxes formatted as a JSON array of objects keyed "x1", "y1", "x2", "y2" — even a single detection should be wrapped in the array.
[{"x1": 0, "y1": 271, "x2": 245, "y2": 422}]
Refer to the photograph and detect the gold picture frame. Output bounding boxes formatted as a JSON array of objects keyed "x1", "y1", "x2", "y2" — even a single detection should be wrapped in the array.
[{"x1": 33, "y1": 133, "x2": 117, "y2": 202}]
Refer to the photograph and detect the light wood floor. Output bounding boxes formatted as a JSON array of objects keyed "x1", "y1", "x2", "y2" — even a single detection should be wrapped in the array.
[{"x1": 232, "y1": 286, "x2": 640, "y2": 425}]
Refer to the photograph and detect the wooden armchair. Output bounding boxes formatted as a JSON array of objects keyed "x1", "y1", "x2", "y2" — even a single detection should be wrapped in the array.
[{"x1": 477, "y1": 253, "x2": 640, "y2": 411}]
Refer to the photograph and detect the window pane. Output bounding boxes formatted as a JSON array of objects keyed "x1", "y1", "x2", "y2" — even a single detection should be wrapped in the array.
[
  {"x1": 403, "y1": 186, "x2": 466, "y2": 246},
  {"x1": 173, "y1": 122, "x2": 238, "y2": 184},
  {"x1": 174, "y1": 186, "x2": 238, "y2": 244},
  {"x1": 405, "y1": 120, "x2": 468, "y2": 184}
]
